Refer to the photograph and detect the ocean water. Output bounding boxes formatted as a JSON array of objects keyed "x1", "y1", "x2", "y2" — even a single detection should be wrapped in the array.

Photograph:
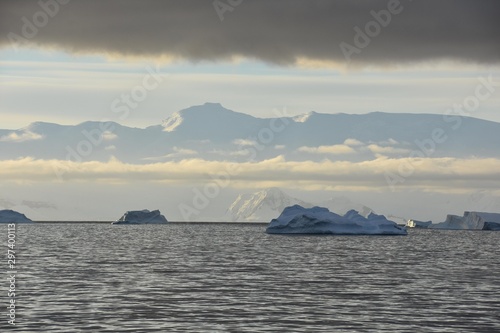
[{"x1": 3, "y1": 223, "x2": 500, "y2": 332}]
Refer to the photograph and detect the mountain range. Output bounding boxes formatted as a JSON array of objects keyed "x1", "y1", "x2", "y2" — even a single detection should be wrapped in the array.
[
  {"x1": 2, "y1": 103, "x2": 500, "y2": 222},
  {"x1": 2, "y1": 102, "x2": 500, "y2": 163}
]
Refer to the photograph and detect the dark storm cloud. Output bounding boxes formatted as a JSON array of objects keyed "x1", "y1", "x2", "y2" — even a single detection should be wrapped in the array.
[{"x1": 1, "y1": 0, "x2": 499, "y2": 65}]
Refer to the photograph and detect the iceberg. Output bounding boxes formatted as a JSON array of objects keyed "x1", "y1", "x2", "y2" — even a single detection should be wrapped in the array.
[
  {"x1": 112, "y1": 209, "x2": 168, "y2": 224},
  {"x1": 483, "y1": 221, "x2": 500, "y2": 231},
  {"x1": 430, "y1": 211, "x2": 500, "y2": 230},
  {"x1": 266, "y1": 205, "x2": 407, "y2": 235},
  {"x1": 406, "y1": 219, "x2": 432, "y2": 228},
  {"x1": 0, "y1": 210, "x2": 33, "y2": 223}
]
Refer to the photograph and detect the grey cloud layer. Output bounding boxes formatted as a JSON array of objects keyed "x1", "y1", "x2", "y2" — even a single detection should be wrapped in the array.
[{"x1": 1, "y1": 0, "x2": 499, "y2": 65}]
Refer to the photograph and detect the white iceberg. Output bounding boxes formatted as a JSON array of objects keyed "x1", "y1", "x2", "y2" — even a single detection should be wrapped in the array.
[
  {"x1": 112, "y1": 209, "x2": 168, "y2": 224},
  {"x1": 430, "y1": 211, "x2": 500, "y2": 230},
  {"x1": 0, "y1": 210, "x2": 33, "y2": 223},
  {"x1": 406, "y1": 219, "x2": 432, "y2": 228},
  {"x1": 266, "y1": 205, "x2": 407, "y2": 235}
]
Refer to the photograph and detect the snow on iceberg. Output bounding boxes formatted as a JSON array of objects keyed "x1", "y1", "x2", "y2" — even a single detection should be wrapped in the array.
[
  {"x1": 0, "y1": 210, "x2": 33, "y2": 223},
  {"x1": 266, "y1": 205, "x2": 407, "y2": 235},
  {"x1": 429, "y1": 211, "x2": 500, "y2": 230},
  {"x1": 112, "y1": 209, "x2": 168, "y2": 225}
]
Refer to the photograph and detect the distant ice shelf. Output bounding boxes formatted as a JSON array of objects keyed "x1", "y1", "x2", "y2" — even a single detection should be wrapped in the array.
[
  {"x1": 429, "y1": 211, "x2": 500, "y2": 230},
  {"x1": 266, "y1": 205, "x2": 407, "y2": 235}
]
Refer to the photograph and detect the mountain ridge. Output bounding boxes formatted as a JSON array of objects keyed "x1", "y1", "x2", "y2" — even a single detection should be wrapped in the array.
[
  {"x1": 6, "y1": 102, "x2": 500, "y2": 132},
  {"x1": 1, "y1": 103, "x2": 500, "y2": 162}
]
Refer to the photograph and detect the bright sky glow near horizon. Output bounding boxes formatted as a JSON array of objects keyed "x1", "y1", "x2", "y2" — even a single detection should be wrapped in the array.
[{"x1": 1, "y1": 0, "x2": 499, "y2": 222}]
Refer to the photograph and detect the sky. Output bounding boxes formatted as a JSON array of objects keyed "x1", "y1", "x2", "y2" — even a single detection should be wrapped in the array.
[
  {"x1": 1, "y1": 0, "x2": 500, "y2": 221},
  {"x1": 1, "y1": 0, "x2": 499, "y2": 129}
]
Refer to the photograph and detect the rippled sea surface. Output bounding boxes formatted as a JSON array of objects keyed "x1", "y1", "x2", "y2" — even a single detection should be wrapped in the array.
[{"x1": 3, "y1": 224, "x2": 500, "y2": 332}]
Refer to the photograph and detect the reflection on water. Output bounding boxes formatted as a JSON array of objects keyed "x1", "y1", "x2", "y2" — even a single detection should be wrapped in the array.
[{"x1": 3, "y1": 224, "x2": 500, "y2": 332}]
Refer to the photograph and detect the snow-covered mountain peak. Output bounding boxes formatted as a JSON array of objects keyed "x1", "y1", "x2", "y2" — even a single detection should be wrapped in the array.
[
  {"x1": 293, "y1": 111, "x2": 317, "y2": 123},
  {"x1": 227, "y1": 187, "x2": 313, "y2": 222},
  {"x1": 176, "y1": 102, "x2": 232, "y2": 116},
  {"x1": 25, "y1": 121, "x2": 63, "y2": 132},
  {"x1": 162, "y1": 112, "x2": 183, "y2": 132},
  {"x1": 252, "y1": 187, "x2": 295, "y2": 208},
  {"x1": 161, "y1": 103, "x2": 254, "y2": 133}
]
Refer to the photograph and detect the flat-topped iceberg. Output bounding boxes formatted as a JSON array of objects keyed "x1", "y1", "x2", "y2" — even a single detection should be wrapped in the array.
[
  {"x1": 112, "y1": 209, "x2": 168, "y2": 225},
  {"x1": 0, "y1": 210, "x2": 33, "y2": 223},
  {"x1": 429, "y1": 211, "x2": 500, "y2": 230},
  {"x1": 266, "y1": 205, "x2": 407, "y2": 235}
]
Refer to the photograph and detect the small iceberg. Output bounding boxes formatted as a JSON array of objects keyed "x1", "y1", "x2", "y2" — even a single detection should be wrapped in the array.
[
  {"x1": 0, "y1": 210, "x2": 33, "y2": 223},
  {"x1": 406, "y1": 219, "x2": 432, "y2": 228},
  {"x1": 429, "y1": 211, "x2": 500, "y2": 230},
  {"x1": 112, "y1": 209, "x2": 168, "y2": 225},
  {"x1": 266, "y1": 205, "x2": 407, "y2": 235}
]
